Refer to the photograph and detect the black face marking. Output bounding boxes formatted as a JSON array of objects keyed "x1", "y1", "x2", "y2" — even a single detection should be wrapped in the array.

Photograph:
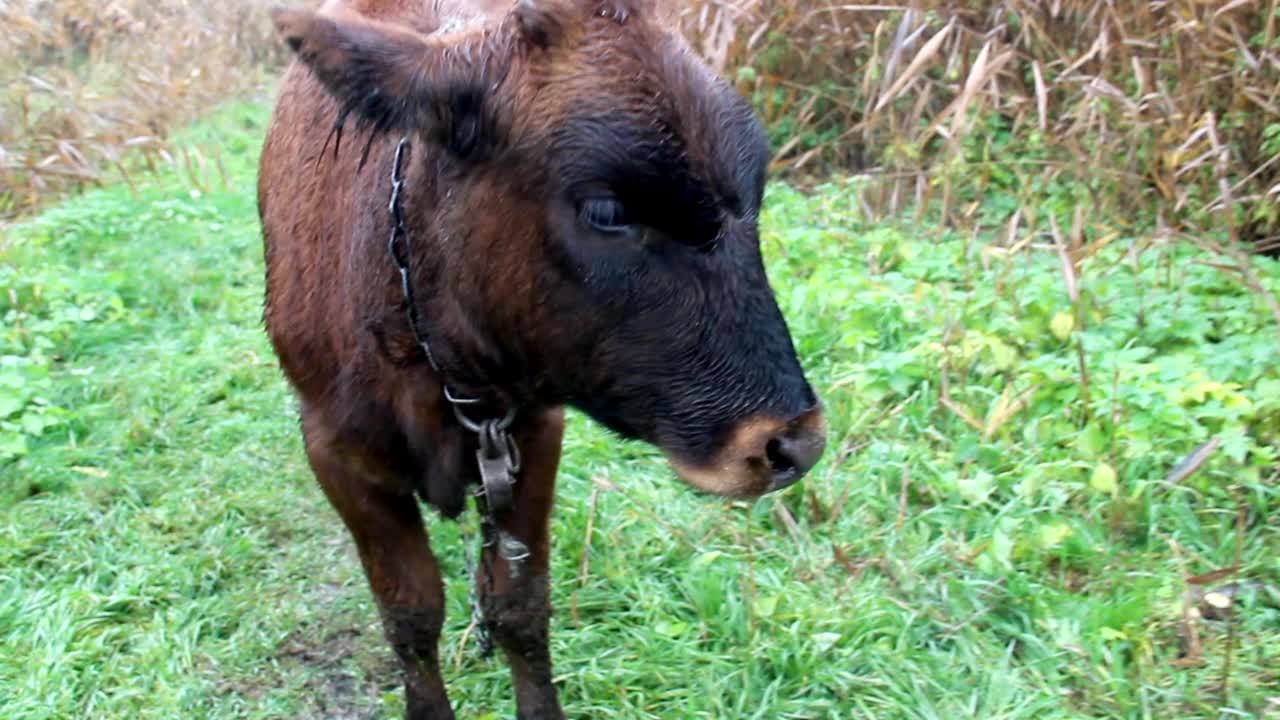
[
  {"x1": 524, "y1": 51, "x2": 808, "y2": 465},
  {"x1": 550, "y1": 113, "x2": 722, "y2": 248}
]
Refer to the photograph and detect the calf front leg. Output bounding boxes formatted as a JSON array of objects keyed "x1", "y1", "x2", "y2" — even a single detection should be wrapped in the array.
[
  {"x1": 478, "y1": 408, "x2": 565, "y2": 720},
  {"x1": 304, "y1": 420, "x2": 455, "y2": 720}
]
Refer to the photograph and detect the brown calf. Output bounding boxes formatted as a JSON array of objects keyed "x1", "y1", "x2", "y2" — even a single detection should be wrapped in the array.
[{"x1": 258, "y1": 0, "x2": 826, "y2": 717}]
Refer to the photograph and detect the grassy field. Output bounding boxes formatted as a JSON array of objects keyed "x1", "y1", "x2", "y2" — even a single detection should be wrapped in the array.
[{"x1": 2, "y1": 99, "x2": 1279, "y2": 720}]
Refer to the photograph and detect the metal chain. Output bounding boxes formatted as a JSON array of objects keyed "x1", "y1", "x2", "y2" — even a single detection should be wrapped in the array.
[
  {"x1": 386, "y1": 135, "x2": 523, "y2": 659},
  {"x1": 460, "y1": 503, "x2": 495, "y2": 657},
  {"x1": 387, "y1": 137, "x2": 517, "y2": 432},
  {"x1": 387, "y1": 138, "x2": 442, "y2": 374}
]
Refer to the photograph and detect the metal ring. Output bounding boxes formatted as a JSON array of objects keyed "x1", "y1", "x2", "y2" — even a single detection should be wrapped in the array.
[
  {"x1": 452, "y1": 402, "x2": 485, "y2": 433},
  {"x1": 451, "y1": 399, "x2": 515, "y2": 434},
  {"x1": 498, "y1": 532, "x2": 531, "y2": 563},
  {"x1": 444, "y1": 385, "x2": 483, "y2": 406}
]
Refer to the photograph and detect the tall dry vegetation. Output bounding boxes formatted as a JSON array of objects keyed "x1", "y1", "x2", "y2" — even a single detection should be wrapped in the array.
[
  {"x1": 3, "y1": 0, "x2": 1278, "y2": 258},
  {"x1": 0, "y1": 0, "x2": 284, "y2": 219},
  {"x1": 681, "y1": 0, "x2": 1280, "y2": 254}
]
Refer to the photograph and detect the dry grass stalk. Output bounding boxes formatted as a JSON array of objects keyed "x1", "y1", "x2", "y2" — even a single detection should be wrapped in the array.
[
  {"x1": 1159, "y1": 532, "x2": 1206, "y2": 669},
  {"x1": 9, "y1": 0, "x2": 1279, "y2": 263},
  {"x1": 570, "y1": 484, "x2": 602, "y2": 625},
  {"x1": 1219, "y1": 497, "x2": 1246, "y2": 704},
  {"x1": 681, "y1": 0, "x2": 1280, "y2": 254},
  {"x1": 1, "y1": 0, "x2": 286, "y2": 218},
  {"x1": 1163, "y1": 436, "x2": 1223, "y2": 487}
]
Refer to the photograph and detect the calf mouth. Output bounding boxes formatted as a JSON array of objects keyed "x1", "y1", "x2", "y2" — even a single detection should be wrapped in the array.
[{"x1": 664, "y1": 405, "x2": 828, "y2": 499}]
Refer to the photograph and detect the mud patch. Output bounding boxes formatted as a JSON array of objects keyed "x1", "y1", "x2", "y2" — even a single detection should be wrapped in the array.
[{"x1": 274, "y1": 619, "x2": 400, "y2": 720}]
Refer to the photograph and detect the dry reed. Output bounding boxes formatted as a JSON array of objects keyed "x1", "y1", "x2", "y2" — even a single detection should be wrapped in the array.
[
  {"x1": 679, "y1": 0, "x2": 1280, "y2": 253},
  {"x1": 0, "y1": 0, "x2": 285, "y2": 218},
  {"x1": 4, "y1": 0, "x2": 1277, "y2": 257}
]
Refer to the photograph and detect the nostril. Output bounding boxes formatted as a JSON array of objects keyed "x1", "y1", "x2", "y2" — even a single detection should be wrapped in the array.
[
  {"x1": 765, "y1": 435, "x2": 803, "y2": 490},
  {"x1": 765, "y1": 437, "x2": 798, "y2": 477},
  {"x1": 762, "y1": 409, "x2": 826, "y2": 492}
]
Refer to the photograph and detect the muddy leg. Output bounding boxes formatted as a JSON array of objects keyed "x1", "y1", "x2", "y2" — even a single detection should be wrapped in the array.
[
  {"x1": 478, "y1": 408, "x2": 565, "y2": 720},
  {"x1": 304, "y1": 424, "x2": 455, "y2": 720}
]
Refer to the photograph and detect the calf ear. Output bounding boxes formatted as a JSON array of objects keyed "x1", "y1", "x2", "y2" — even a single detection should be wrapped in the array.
[{"x1": 269, "y1": 5, "x2": 498, "y2": 157}]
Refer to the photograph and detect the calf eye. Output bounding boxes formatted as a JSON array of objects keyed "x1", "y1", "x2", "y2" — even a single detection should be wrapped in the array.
[{"x1": 578, "y1": 197, "x2": 630, "y2": 233}]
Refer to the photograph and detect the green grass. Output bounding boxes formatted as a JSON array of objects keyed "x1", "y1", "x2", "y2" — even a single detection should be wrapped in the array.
[{"x1": 2, "y1": 99, "x2": 1279, "y2": 720}]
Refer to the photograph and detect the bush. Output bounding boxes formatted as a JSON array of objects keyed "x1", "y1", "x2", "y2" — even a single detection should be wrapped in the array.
[{"x1": 679, "y1": 0, "x2": 1280, "y2": 253}]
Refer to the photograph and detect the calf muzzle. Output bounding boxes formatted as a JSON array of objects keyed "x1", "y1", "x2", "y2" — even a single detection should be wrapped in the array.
[{"x1": 667, "y1": 404, "x2": 827, "y2": 498}]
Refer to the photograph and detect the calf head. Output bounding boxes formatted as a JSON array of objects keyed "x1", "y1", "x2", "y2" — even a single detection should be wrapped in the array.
[{"x1": 271, "y1": 0, "x2": 826, "y2": 498}]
